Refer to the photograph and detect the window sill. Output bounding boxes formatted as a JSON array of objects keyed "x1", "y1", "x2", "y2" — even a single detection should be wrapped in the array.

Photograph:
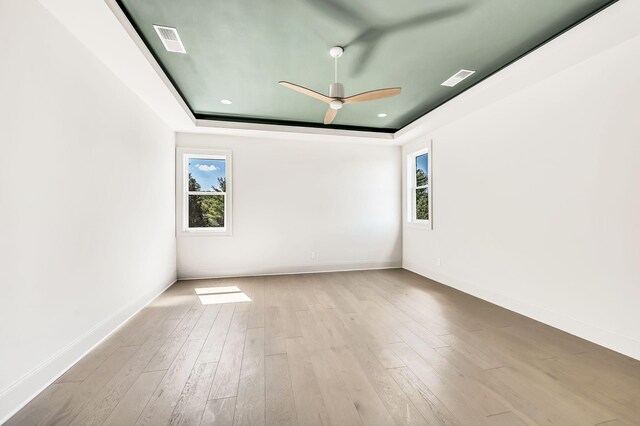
[
  {"x1": 405, "y1": 221, "x2": 430, "y2": 230},
  {"x1": 178, "y1": 229, "x2": 232, "y2": 238}
]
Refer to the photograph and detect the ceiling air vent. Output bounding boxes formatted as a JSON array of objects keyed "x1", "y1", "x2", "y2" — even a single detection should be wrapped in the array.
[
  {"x1": 441, "y1": 69, "x2": 475, "y2": 87},
  {"x1": 153, "y1": 25, "x2": 186, "y2": 54}
]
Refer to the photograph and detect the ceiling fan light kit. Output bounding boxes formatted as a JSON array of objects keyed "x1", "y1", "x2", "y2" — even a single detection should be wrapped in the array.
[
  {"x1": 329, "y1": 46, "x2": 344, "y2": 58},
  {"x1": 279, "y1": 46, "x2": 401, "y2": 125},
  {"x1": 330, "y1": 99, "x2": 343, "y2": 110}
]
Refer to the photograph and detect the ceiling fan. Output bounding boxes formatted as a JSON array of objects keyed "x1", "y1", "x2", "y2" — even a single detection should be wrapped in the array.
[{"x1": 278, "y1": 46, "x2": 401, "y2": 125}]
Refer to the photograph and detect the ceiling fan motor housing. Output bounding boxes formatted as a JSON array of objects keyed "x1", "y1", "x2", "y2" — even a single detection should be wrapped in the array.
[{"x1": 329, "y1": 83, "x2": 344, "y2": 99}]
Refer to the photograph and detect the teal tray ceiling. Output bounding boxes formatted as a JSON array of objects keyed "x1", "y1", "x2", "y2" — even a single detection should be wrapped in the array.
[{"x1": 116, "y1": 0, "x2": 617, "y2": 133}]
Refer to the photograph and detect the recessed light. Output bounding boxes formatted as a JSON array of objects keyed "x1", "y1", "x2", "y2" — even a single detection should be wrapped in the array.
[
  {"x1": 377, "y1": 113, "x2": 387, "y2": 118},
  {"x1": 220, "y1": 99, "x2": 232, "y2": 105}
]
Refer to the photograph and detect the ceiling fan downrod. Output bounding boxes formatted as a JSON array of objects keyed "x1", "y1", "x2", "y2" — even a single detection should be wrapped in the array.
[{"x1": 329, "y1": 46, "x2": 344, "y2": 107}]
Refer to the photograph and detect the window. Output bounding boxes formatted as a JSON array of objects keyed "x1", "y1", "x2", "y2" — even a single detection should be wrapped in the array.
[
  {"x1": 177, "y1": 148, "x2": 232, "y2": 235},
  {"x1": 407, "y1": 148, "x2": 430, "y2": 225}
]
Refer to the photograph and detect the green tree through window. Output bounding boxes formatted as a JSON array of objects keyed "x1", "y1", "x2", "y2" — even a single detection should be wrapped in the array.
[
  {"x1": 415, "y1": 153, "x2": 429, "y2": 221},
  {"x1": 188, "y1": 172, "x2": 226, "y2": 228},
  {"x1": 416, "y1": 169, "x2": 429, "y2": 220}
]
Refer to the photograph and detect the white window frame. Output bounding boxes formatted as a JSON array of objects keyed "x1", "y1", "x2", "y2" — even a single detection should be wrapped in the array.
[
  {"x1": 406, "y1": 146, "x2": 431, "y2": 228},
  {"x1": 176, "y1": 147, "x2": 232, "y2": 237}
]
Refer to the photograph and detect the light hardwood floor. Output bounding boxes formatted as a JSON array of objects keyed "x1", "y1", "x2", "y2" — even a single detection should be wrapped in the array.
[{"x1": 8, "y1": 269, "x2": 640, "y2": 425}]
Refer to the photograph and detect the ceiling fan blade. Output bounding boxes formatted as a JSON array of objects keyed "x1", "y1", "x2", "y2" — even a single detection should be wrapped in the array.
[
  {"x1": 279, "y1": 81, "x2": 331, "y2": 103},
  {"x1": 343, "y1": 87, "x2": 401, "y2": 104},
  {"x1": 346, "y1": 5, "x2": 469, "y2": 76},
  {"x1": 324, "y1": 107, "x2": 338, "y2": 125},
  {"x1": 306, "y1": 0, "x2": 368, "y2": 28}
]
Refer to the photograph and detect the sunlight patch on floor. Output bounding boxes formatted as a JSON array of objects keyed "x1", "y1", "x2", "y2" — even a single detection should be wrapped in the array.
[
  {"x1": 195, "y1": 286, "x2": 251, "y2": 305},
  {"x1": 195, "y1": 286, "x2": 242, "y2": 295}
]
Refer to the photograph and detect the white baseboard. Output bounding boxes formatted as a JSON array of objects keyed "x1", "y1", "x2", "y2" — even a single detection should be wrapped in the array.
[
  {"x1": 177, "y1": 260, "x2": 402, "y2": 280},
  {"x1": 0, "y1": 277, "x2": 177, "y2": 425},
  {"x1": 403, "y1": 263, "x2": 640, "y2": 361}
]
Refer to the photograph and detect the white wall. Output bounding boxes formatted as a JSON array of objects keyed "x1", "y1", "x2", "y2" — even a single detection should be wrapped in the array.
[
  {"x1": 177, "y1": 133, "x2": 401, "y2": 278},
  {"x1": 402, "y1": 6, "x2": 640, "y2": 359},
  {"x1": 0, "y1": 0, "x2": 177, "y2": 421}
]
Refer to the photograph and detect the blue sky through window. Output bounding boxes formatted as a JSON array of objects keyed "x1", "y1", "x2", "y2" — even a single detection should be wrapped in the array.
[
  {"x1": 189, "y1": 158, "x2": 226, "y2": 192},
  {"x1": 416, "y1": 153, "x2": 428, "y2": 185}
]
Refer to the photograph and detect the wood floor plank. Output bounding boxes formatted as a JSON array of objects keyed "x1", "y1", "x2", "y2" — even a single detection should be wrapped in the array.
[
  {"x1": 122, "y1": 307, "x2": 171, "y2": 347},
  {"x1": 367, "y1": 278, "x2": 462, "y2": 336},
  {"x1": 393, "y1": 332, "x2": 508, "y2": 417},
  {"x1": 331, "y1": 309, "x2": 429, "y2": 426},
  {"x1": 595, "y1": 420, "x2": 633, "y2": 426},
  {"x1": 329, "y1": 344, "x2": 397, "y2": 426},
  {"x1": 233, "y1": 327, "x2": 266, "y2": 426},
  {"x1": 189, "y1": 304, "x2": 222, "y2": 341},
  {"x1": 136, "y1": 339, "x2": 206, "y2": 425},
  {"x1": 342, "y1": 310, "x2": 405, "y2": 369},
  {"x1": 530, "y1": 356, "x2": 640, "y2": 421},
  {"x1": 388, "y1": 366, "x2": 461, "y2": 426},
  {"x1": 169, "y1": 362, "x2": 218, "y2": 426},
  {"x1": 145, "y1": 304, "x2": 205, "y2": 372},
  {"x1": 471, "y1": 327, "x2": 557, "y2": 361},
  {"x1": 197, "y1": 303, "x2": 236, "y2": 364},
  {"x1": 264, "y1": 306, "x2": 286, "y2": 356},
  {"x1": 501, "y1": 322, "x2": 594, "y2": 357},
  {"x1": 233, "y1": 280, "x2": 255, "y2": 313},
  {"x1": 306, "y1": 347, "x2": 364, "y2": 425},
  {"x1": 308, "y1": 276, "x2": 338, "y2": 310},
  {"x1": 285, "y1": 275, "x2": 314, "y2": 311},
  {"x1": 438, "y1": 333, "x2": 504, "y2": 370},
  {"x1": 247, "y1": 279, "x2": 265, "y2": 329},
  {"x1": 276, "y1": 278, "x2": 303, "y2": 339},
  {"x1": 508, "y1": 357, "x2": 624, "y2": 423},
  {"x1": 483, "y1": 365, "x2": 606, "y2": 425},
  {"x1": 265, "y1": 354, "x2": 298, "y2": 426},
  {"x1": 103, "y1": 370, "x2": 166, "y2": 426},
  {"x1": 441, "y1": 335, "x2": 624, "y2": 424},
  {"x1": 201, "y1": 397, "x2": 236, "y2": 426},
  {"x1": 296, "y1": 311, "x2": 363, "y2": 425},
  {"x1": 390, "y1": 342, "x2": 492, "y2": 425},
  {"x1": 486, "y1": 411, "x2": 529, "y2": 426},
  {"x1": 400, "y1": 319, "x2": 449, "y2": 349},
  {"x1": 208, "y1": 308, "x2": 249, "y2": 399},
  {"x1": 284, "y1": 337, "x2": 331, "y2": 426},
  {"x1": 306, "y1": 304, "x2": 396, "y2": 425},
  {"x1": 574, "y1": 350, "x2": 640, "y2": 394},
  {"x1": 379, "y1": 270, "x2": 491, "y2": 335}
]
